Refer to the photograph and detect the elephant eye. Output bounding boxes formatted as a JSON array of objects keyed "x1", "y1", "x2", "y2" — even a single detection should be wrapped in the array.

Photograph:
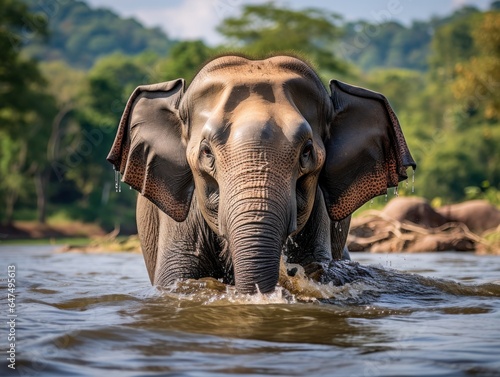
[
  {"x1": 200, "y1": 140, "x2": 214, "y2": 168},
  {"x1": 200, "y1": 140, "x2": 213, "y2": 157},
  {"x1": 201, "y1": 145, "x2": 212, "y2": 156},
  {"x1": 300, "y1": 140, "x2": 314, "y2": 167}
]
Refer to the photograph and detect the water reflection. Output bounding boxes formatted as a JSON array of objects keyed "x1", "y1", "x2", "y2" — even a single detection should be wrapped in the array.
[
  {"x1": 126, "y1": 299, "x2": 394, "y2": 348},
  {"x1": 1, "y1": 246, "x2": 499, "y2": 376}
]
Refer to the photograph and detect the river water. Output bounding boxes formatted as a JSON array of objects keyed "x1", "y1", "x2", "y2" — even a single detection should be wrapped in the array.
[{"x1": 1, "y1": 245, "x2": 499, "y2": 377}]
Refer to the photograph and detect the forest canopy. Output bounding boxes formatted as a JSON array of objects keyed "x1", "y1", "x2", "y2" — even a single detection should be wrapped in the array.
[{"x1": 1, "y1": 0, "x2": 499, "y2": 229}]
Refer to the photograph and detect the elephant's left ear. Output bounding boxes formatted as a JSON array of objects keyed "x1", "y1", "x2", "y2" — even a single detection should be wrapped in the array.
[
  {"x1": 107, "y1": 79, "x2": 194, "y2": 222},
  {"x1": 320, "y1": 80, "x2": 416, "y2": 221}
]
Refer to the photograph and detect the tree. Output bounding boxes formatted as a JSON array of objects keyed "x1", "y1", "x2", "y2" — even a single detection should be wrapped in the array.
[
  {"x1": 155, "y1": 40, "x2": 215, "y2": 84},
  {"x1": 416, "y1": 9, "x2": 500, "y2": 202},
  {"x1": 0, "y1": 132, "x2": 29, "y2": 224},
  {"x1": 0, "y1": 0, "x2": 51, "y2": 224},
  {"x1": 418, "y1": 126, "x2": 500, "y2": 202},
  {"x1": 0, "y1": 0, "x2": 48, "y2": 128},
  {"x1": 428, "y1": 12, "x2": 478, "y2": 82},
  {"x1": 54, "y1": 54, "x2": 154, "y2": 229},
  {"x1": 33, "y1": 61, "x2": 86, "y2": 223},
  {"x1": 217, "y1": 3, "x2": 347, "y2": 75},
  {"x1": 453, "y1": 12, "x2": 500, "y2": 120},
  {"x1": 24, "y1": 0, "x2": 174, "y2": 68}
]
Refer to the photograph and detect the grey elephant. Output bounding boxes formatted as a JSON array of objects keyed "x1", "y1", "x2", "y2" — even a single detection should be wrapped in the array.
[
  {"x1": 107, "y1": 55, "x2": 415, "y2": 293},
  {"x1": 382, "y1": 197, "x2": 448, "y2": 228},
  {"x1": 437, "y1": 200, "x2": 500, "y2": 234}
]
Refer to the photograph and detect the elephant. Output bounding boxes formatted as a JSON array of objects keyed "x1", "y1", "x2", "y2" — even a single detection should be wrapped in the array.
[
  {"x1": 107, "y1": 55, "x2": 415, "y2": 293},
  {"x1": 382, "y1": 197, "x2": 448, "y2": 228},
  {"x1": 437, "y1": 200, "x2": 500, "y2": 234}
]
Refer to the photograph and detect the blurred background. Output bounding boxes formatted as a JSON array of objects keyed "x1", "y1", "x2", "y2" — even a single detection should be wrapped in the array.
[{"x1": 1, "y1": 0, "x2": 499, "y2": 237}]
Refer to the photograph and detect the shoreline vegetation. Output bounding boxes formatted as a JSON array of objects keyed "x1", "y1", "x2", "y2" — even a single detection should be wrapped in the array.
[
  {"x1": 2, "y1": 1, "x2": 500, "y2": 234},
  {"x1": 2, "y1": 197, "x2": 499, "y2": 255}
]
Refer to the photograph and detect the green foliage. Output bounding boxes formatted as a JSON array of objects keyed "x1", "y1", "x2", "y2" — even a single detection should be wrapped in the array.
[
  {"x1": 429, "y1": 12, "x2": 479, "y2": 81},
  {"x1": 2, "y1": 0, "x2": 500, "y2": 230},
  {"x1": 340, "y1": 20, "x2": 431, "y2": 71},
  {"x1": 418, "y1": 125, "x2": 500, "y2": 202},
  {"x1": 217, "y1": 3, "x2": 347, "y2": 75},
  {"x1": 155, "y1": 41, "x2": 217, "y2": 84},
  {"x1": 363, "y1": 68, "x2": 426, "y2": 113},
  {"x1": 0, "y1": 0, "x2": 48, "y2": 130},
  {"x1": 0, "y1": 0, "x2": 56, "y2": 224},
  {"x1": 51, "y1": 53, "x2": 150, "y2": 228},
  {"x1": 24, "y1": 0, "x2": 175, "y2": 68},
  {"x1": 465, "y1": 182, "x2": 500, "y2": 207},
  {"x1": 452, "y1": 12, "x2": 500, "y2": 120}
]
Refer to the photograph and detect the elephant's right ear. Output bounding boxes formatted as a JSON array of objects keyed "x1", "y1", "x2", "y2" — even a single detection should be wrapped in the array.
[{"x1": 107, "y1": 79, "x2": 194, "y2": 222}]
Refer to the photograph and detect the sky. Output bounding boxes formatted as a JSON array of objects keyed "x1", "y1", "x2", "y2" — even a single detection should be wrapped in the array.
[{"x1": 85, "y1": 0, "x2": 492, "y2": 45}]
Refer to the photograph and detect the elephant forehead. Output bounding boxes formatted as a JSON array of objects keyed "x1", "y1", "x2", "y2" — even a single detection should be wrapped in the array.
[
  {"x1": 183, "y1": 56, "x2": 331, "y2": 142},
  {"x1": 192, "y1": 70, "x2": 320, "y2": 100},
  {"x1": 198, "y1": 55, "x2": 321, "y2": 83},
  {"x1": 187, "y1": 74, "x2": 326, "y2": 132},
  {"x1": 186, "y1": 55, "x2": 329, "y2": 111}
]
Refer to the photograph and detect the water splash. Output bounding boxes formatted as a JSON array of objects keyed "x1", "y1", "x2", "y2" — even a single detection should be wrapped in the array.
[
  {"x1": 286, "y1": 235, "x2": 298, "y2": 248},
  {"x1": 157, "y1": 265, "x2": 500, "y2": 310},
  {"x1": 161, "y1": 277, "x2": 296, "y2": 305},
  {"x1": 160, "y1": 258, "x2": 383, "y2": 305},
  {"x1": 156, "y1": 248, "x2": 500, "y2": 308},
  {"x1": 113, "y1": 166, "x2": 121, "y2": 193},
  {"x1": 278, "y1": 258, "x2": 374, "y2": 302}
]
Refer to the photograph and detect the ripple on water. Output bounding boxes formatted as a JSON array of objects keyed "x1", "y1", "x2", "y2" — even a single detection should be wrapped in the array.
[
  {"x1": 154, "y1": 258, "x2": 500, "y2": 309},
  {"x1": 2, "y1": 247, "x2": 500, "y2": 377}
]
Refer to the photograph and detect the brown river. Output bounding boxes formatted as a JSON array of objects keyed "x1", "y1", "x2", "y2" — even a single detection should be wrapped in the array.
[{"x1": 1, "y1": 245, "x2": 500, "y2": 377}]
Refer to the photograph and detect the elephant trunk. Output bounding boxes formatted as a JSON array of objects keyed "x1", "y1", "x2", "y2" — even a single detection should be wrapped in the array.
[{"x1": 223, "y1": 189, "x2": 293, "y2": 294}]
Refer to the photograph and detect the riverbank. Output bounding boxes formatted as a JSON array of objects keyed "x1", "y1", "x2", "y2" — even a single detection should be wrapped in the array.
[
  {"x1": 348, "y1": 210, "x2": 500, "y2": 255},
  {"x1": 348, "y1": 198, "x2": 500, "y2": 255},
  {"x1": 0, "y1": 221, "x2": 106, "y2": 242},
  {"x1": 2, "y1": 198, "x2": 499, "y2": 255}
]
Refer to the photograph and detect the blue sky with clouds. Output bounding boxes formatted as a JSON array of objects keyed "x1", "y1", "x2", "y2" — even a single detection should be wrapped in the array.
[{"x1": 85, "y1": 0, "x2": 492, "y2": 44}]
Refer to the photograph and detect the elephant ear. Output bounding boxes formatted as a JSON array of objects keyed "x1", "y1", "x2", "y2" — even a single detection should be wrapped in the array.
[
  {"x1": 320, "y1": 80, "x2": 416, "y2": 221},
  {"x1": 107, "y1": 79, "x2": 194, "y2": 222}
]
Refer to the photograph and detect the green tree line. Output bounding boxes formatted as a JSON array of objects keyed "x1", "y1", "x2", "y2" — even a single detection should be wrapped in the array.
[{"x1": 1, "y1": 0, "x2": 499, "y2": 229}]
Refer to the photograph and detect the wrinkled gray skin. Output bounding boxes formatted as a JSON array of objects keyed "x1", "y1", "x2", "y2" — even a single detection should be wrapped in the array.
[{"x1": 108, "y1": 55, "x2": 415, "y2": 294}]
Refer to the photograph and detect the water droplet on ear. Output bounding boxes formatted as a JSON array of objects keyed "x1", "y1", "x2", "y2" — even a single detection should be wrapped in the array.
[
  {"x1": 412, "y1": 169, "x2": 415, "y2": 193},
  {"x1": 334, "y1": 222, "x2": 338, "y2": 229},
  {"x1": 114, "y1": 166, "x2": 121, "y2": 193}
]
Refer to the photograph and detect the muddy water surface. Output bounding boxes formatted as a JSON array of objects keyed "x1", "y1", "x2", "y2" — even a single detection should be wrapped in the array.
[{"x1": 1, "y1": 246, "x2": 499, "y2": 376}]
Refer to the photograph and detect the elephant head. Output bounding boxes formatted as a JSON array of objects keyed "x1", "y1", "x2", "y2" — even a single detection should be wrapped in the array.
[{"x1": 107, "y1": 55, "x2": 415, "y2": 293}]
